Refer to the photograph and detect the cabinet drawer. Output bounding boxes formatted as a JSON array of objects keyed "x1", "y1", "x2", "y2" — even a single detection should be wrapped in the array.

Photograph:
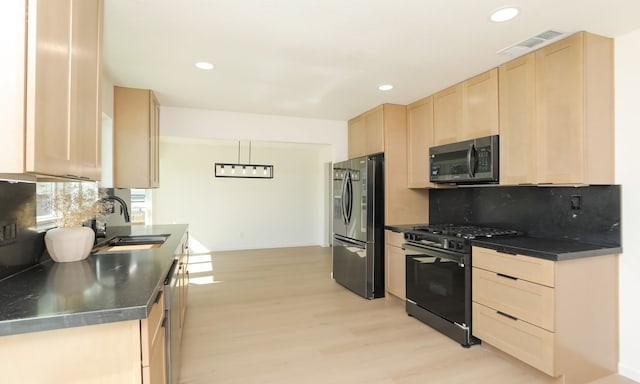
[
  {"x1": 472, "y1": 246, "x2": 555, "y2": 287},
  {"x1": 385, "y1": 230, "x2": 404, "y2": 248},
  {"x1": 141, "y1": 288, "x2": 165, "y2": 366},
  {"x1": 473, "y1": 268, "x2": 555, "y2": 331},
  {"x1": 473, "y1": 302, "x2": 555, "y2": 376}
]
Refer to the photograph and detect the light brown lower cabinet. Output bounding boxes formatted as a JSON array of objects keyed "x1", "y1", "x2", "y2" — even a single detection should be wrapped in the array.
[
  {"x1": 0, "y1": 289, "x2": 166, "y2": 384},
  {"x1": 141, "y1": 288, "x2": 166, "y2": 384},
  {"x1": 472, "y1": 246, "x2": 618, "y2": 384},
  {"x1": 384, "y1": 230, "x2": 405, "y2": 300}
]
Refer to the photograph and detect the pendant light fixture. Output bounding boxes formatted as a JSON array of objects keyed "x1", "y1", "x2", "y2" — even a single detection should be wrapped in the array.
[{"x1": 214, "y1": 141, "x2": 274, "y2": 179}]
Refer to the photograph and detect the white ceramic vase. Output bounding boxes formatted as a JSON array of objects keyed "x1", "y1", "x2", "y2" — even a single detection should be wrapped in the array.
[{"x1": 45, "y1": 227, "x2": 95, "y2": 263}]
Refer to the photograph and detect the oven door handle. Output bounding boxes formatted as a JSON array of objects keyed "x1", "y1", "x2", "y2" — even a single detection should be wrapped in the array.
[{"x1": 402, "y1": 243, "x2": 467, "y2": 267}]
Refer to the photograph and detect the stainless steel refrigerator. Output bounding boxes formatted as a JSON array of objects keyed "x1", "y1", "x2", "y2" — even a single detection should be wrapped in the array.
[{"x1": 332, "y1": 154, "x2": 384, "y2": 299}]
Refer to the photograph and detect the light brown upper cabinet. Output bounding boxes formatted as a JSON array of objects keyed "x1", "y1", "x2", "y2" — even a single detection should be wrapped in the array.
[
  {"x1": 535, "y1": 32, "x2": 614, "y2": 185},
  {"x1": 433, "y1": 84, "x2": 463, "y2": 145},
  {"x1": 407, "y1": 96, "x2": 435, "y2": 188},
  {"x1": 499, "y1": 54, "x2": 537, "y2": 185},
  {"x1": 463, "y1": 69, "x2": 499, "y2": 140},
  {"x1": 347, "y1": 114, "x2": 366, "y2": 158},
  {"x1": 348, "y1": 104, "x2": 430, "y2": 225},
  {"x1": 384, "y1": 104, "x2": 431, "y2": 225},
  {"x1": 114, "y1": 87, "x2": 160, "y2": 188},
  {"x1": 348, "y1": 105, "x2": 384, "y2": 158},
  {"x1": 499, "y1": 32, "x2": 614, "y2": 185},
  {"x1": 434, "y1": 69, "x2": 498, "y2": 145},
  {"x1": 0, "y1": 0, "x2": 103, "y2": 181}
]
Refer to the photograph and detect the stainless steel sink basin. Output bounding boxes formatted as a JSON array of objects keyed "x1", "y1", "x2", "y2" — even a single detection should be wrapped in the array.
[
  {"x1": 93, "y1": 234, "x2": 170, "y2": 253},
  {"x1": 108, "y1": 234, "x2": 169, "y2": 246}
]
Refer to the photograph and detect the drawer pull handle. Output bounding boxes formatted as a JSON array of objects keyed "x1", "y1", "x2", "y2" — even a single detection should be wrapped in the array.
[
  {"x1": 497, "y1": 311, "x2": 518, "y2": 321},
  {"x1": 161, "y1": 316, "x2": 167, "y2": 328},
  {"x1": 496, "y1": 248, "x2": 517, "y2": 255},
  {"x1": 496, "y1": 273, "x2": 517, "y2": 280},
  {"x1": 154, "y1": 290, "x2": 163, "y2": 304}
]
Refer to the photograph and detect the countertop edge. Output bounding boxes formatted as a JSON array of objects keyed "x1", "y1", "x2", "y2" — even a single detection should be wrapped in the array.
[{"x1": 472, "y1": 239, "x2": 622, "y2": 261}]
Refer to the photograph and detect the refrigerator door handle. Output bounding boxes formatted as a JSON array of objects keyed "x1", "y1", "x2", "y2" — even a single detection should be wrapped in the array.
[
  {"x1": 345, "y1": 170, "x2": 353, "y2": 224},
  {"x1": 340, "y1": 171, "x2": 348, "y2": 225}
]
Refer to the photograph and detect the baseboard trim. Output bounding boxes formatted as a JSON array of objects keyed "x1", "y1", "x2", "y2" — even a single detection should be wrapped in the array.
[{"x1": 619, "y1": 362, "x2": 640, "y2": 382}]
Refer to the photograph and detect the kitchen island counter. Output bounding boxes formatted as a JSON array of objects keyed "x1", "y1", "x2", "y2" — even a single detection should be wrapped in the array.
[{"x1": 0, "y1": 224, "x2": 188, "y2": 336}]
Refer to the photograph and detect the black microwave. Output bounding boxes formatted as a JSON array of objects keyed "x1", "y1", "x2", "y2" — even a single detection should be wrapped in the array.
[{"x1": 429, "y1": 135, "x2": 499, "y2": 184}]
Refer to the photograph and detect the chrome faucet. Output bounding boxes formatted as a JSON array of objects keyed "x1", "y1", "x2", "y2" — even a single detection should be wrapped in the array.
[{"x1": 103, "y1": 195, "x2": 131, "y2": 223}]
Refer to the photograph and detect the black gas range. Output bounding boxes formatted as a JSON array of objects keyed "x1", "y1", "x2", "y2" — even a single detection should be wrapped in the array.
[
  {"x1": 404, "y1": 224, "x2": 522, "y2": 254},
  {"x1": 403, "y1": 224, "x2": 522, "y2": 347}
]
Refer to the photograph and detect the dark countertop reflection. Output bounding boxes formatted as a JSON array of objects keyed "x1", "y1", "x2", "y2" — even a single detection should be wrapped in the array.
[{"x1": 0, "y1": 224, "x2": 188, "y2": 336}]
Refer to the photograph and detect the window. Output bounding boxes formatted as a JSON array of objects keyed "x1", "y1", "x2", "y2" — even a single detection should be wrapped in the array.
[
  {"x1": 130, "y1": 188, "x2": 150, "y2": 224},
  {"x1": 36, "y1": 182, "x2": 56, "y2": 225}
]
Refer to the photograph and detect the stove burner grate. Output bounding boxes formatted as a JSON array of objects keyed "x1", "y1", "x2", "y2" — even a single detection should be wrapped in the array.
[{"x1": 411, "y1": 224, "x2": 521, "y2": 239}]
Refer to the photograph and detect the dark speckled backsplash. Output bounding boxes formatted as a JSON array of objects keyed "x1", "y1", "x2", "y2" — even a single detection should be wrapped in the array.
[
  {"x1": 429, "y1": 185, "x2": 621, "y2": 246},
  {"x1": 0, "y1": 181, "x2": 44, "y2": 281}
]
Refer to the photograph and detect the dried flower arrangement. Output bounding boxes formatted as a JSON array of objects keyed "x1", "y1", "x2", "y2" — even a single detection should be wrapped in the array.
[{"x1": 50, "y1": 182, "x2": 112, "y2": 227}]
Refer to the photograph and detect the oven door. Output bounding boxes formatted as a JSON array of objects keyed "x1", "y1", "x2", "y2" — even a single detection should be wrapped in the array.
[{"x1": 404, "y1": 243, "x2": 467, "y2": 326}]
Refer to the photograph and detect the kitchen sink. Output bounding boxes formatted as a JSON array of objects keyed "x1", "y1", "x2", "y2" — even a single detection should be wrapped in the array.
[
  {"x1": 93, "y1": 234, "x2": 170, "y2": 253},
  {"x1": 108, "y1": 234, "x2": 170, "y2": 246}
]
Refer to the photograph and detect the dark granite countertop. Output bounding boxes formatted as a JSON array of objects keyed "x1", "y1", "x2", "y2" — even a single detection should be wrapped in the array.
[
  {"x1": 384, "y1": 224, "x2": 428, "y2": 234},
  {"x1": 0, "y1": 224, "x2": 188, "y2": 336},
  {"x1": 384, "y1": 224, "x2": 620, "y2": 261},
  {"x1": 472, "y1": 236, "x2": 621, "y2": 261}
]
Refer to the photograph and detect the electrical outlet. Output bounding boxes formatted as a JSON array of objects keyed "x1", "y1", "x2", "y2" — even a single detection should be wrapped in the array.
[
  {"x1": 570, "y1": 195, "x2": 582, "y2": 210},
  {"x1": 0, "y1": 220, "x2": 18, "y2": 245}
]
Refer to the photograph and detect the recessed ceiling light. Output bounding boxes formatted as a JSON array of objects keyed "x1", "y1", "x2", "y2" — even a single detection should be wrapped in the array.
[
  {"x1": 195, "y1": 61, "x2": 215, "y2": 70},
  {"x1": 378, "y1": 84, "x2": 393, "y2": 91},
  {"x1": 490, "y1": 7, "x2": 519, "y2": 22}
]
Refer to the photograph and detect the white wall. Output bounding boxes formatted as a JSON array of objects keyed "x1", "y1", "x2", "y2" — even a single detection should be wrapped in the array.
[
  {"x1": 152, "y1": 137, "x2": 333, "y2": 251},
  {"x1": 615, "y1": 29, "x2": 640, "y2": 382},
  {"x1": 160, "y1": 106, "x2": 348, "y2": 162}
]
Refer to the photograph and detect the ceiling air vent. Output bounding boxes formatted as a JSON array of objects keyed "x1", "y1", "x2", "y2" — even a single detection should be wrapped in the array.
[{"x1": 497, "y1": 30, "x2": 565, "y2": 56}]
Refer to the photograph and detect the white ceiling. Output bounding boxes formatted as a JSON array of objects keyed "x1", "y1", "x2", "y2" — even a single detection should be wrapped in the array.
[{"x1": 103, "y1": 0, "x2": 640, "y2": 121}]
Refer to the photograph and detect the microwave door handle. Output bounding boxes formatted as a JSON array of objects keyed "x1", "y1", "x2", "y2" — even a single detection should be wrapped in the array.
[{"x1": 467, "y1": 143, "x2": 477, "y2": 178}]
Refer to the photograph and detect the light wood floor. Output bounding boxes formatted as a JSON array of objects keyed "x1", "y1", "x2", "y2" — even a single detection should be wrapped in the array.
[{"x1": 179, "y1": 246, "x2": 635, "y2": 384}]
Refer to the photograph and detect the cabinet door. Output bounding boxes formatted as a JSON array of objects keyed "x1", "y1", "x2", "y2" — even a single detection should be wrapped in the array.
[
  {"x1": 385, "y1": 244, "x2": 406, "y2": 300},
  {"x1": 348, "y1": 115, "x2": 366, "y2": 159},
  {"x1": 385, "y1": 230, "x2": 406, "y2": 300},
  {"x1": 69, "y1": 0, "x2": 102, "y2": 180},
  {"x1": 149, "y1": 92, "x2": 160, "y2": 188},
  {"x1": 26, "y1": 0, "x2": 73, "y2": 177},
  {"x1": 499, "y1": 54, "x2": 537, "y2": 185},
  {"x1": 407, "y1": 97, "x2": 434, "y2": 188},
  {"x1": 536, "y1": 33, "x2": 585, "y2": 184},
  {"x1": 114, "y1": 87, "x2": 160, "y2": 188},
  {"x1": 462, "y1": 69, "x2": 498, "y2": 140},
  {"x1": 0, "y1": 1, "x2": 27, "y2": 173},
  {"x1": 179, "y1": 253, "x2": 188, "y2": 331},
  {"x1": 365, "y1": 105, "x2": 384, "y2": 155},
  {"x1": 25, "y1": 0, "x2": 102, "y2": 180},
  {"x1": 142, "y1": 330, "x2": 166, "y2": 384},
  {"x1": 433, "y1": 84, "x2": 463, "y2": 145}
]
